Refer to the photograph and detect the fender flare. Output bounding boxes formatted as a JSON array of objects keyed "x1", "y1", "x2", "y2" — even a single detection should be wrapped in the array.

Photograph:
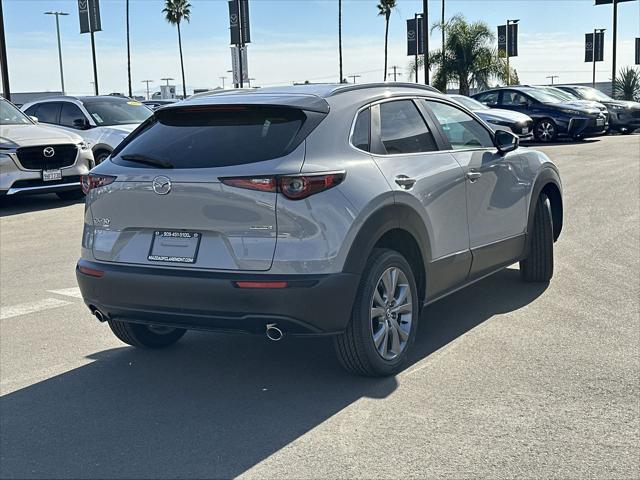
[
  {"x1": 342, "y1": 203, "x2": 432, "y2": 298},
  {"x1": 525, "y1": 167, "x2": 563, "y2": 254}
]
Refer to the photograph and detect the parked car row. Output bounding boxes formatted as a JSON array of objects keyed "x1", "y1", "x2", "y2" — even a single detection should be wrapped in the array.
[{"x1": 466, "y1": 85, "x2": 639, "y2": 142}]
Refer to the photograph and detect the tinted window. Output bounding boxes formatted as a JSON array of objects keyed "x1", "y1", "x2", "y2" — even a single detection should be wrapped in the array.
[
  {"x1": 0, "y1": 99, "x2": 31, "y2": 125},
  {"x1": 115, "y1": 106, "x2": 310, "y2": 169},
  {"x1": 60, "y1": 103, "x2": 87, "y2": 128},
  {"x1": 378, "y1": 100, "x2": 437, "y2": 154},
  {"x1": 502, "y1": 91, "x2": 530, "y2": 106},
  {"x1": 34, "y1": 102, "x2": 61, "y2": 124},
  {"x1": 425, "y1": 101, "x2": 494, "y2": 150},
  {"x1": 475, "y1": 91, "x2": 499, "y2": 106},
  {"x1": 83, "y1": 99, "x2": 152, "y2": 126},
  {"x1": 352, "y1": 108, "x2": 370, "y2": 151}
]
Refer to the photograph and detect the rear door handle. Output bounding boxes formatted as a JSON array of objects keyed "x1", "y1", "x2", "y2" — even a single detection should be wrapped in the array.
[
  {"x1": 395, "y1": 175, "x2": 416, "y2": 189},
  {"x1": 466, "y1": 171, "x2": 482, "y2": 182}
]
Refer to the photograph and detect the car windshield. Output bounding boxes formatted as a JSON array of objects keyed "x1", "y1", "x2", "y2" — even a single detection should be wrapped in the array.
[
  {"x1": 0, "y1": 98, "x2": 32, "y2": 125},
  {"x1": 541, "y1": 88, "x2": 576, "y2": 102},
  {"x1": 525, "y1": 89, "x2": 564, "y2": 104},
  {"x1": 573, "y1": 86, "x2": 612, "y2": 102},
  {"x1": 451, "y1": 96, "x2": 488, "y2": 111},
  {"x1": 82, "y1": 99, "x2": 152, "y2": 126}
]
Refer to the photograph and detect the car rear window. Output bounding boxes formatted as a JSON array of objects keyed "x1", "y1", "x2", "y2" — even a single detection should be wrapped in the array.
[{"x1": 114, "y1": 106, "x2": 308, "y2": 168}]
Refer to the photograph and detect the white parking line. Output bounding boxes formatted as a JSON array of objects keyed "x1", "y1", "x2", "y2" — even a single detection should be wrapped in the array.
[
  {"x1": 47, "y1": 287, "x2": 83, "y2": 299},
  {"x1": 0, "y1": 298, "x2": 73, "y2": 320}
]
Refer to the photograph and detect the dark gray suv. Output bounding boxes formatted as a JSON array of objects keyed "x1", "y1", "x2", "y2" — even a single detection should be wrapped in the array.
[{"x1": 76, "y1": 83, "x2": 563, "y2": 376}]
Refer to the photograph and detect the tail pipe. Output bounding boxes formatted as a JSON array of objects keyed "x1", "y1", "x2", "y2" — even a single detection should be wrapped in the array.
[{"x1": 265, "y1": 323, "x2": 283, "y2": 342}]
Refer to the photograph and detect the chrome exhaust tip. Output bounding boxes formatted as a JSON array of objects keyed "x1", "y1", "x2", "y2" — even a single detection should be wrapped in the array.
[
  {"x1": 93, "y1": 309, "x2": 105, "y2": 322},
  {"x1": 265, "y1": 323, "x2": 283, "y2": 342}
]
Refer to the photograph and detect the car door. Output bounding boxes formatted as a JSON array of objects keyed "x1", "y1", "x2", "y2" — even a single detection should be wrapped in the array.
[
  {"x1": 498, "y1": 90, "x2": 533, "y2": 116},
  {"x1": 32, "y1": 102, "x2": 62, "y2": 125},
  {"x1": 367, "y1": 98, "x2": 471, "y2": 295},
  {"x1": 59, "y1": 102, "x2": 91, "y2": 132},
  {"x1": 421, "y1": 99, "x2": 529, "y2": 277}
]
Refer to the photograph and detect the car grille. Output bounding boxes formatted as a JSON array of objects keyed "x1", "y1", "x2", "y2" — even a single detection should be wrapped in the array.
[
  {"x1": 16, "y1": 144, "x2": 78, "y2": 170},
  {"x1": 631, "y1": 109, "x2": 640, "y2": 119}
]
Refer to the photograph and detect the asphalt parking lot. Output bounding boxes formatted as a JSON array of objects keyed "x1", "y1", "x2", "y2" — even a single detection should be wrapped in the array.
[{"x1": 1, "y1": 134, "x2": 639, "y2": 479}]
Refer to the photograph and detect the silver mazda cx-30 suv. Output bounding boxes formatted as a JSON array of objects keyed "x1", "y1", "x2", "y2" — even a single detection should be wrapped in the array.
[{"x1": 77, "y1": 83, "x2": 563, "y2": 376}]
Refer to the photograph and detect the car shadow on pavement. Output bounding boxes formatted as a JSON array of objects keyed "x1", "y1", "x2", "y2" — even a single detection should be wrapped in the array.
[
  {"x1": 0, "y1": 268, "x2": 547, "y2": 479},
  {"x1": 0, "y1": 194, "x2": 83, "y2": 217}
]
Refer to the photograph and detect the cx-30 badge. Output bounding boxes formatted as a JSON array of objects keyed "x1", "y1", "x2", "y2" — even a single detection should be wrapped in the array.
[
  {"x1": 43, "y1": 147, "x2": 55, "y2": 158},
  {"x1": 152, "y1": 176, "x2": 172, "y2": 195}
]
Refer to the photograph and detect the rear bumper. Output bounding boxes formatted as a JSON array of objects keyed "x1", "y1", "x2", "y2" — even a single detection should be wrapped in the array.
[{"x1": 76, "y1": 259, "x2": 360, "y2": 335}]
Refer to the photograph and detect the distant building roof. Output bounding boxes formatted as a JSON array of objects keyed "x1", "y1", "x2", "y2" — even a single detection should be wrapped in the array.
[{"x1": 8, "y1": 91, "x2": 64, "y2": 107}]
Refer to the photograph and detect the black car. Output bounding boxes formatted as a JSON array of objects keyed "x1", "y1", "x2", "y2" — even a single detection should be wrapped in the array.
[
  {"x1": 555, "y1": 85, "x2": 640, "y2": 134},
  {"x1": 473, "y1": 86, "x2": 608, "y2": 142}
]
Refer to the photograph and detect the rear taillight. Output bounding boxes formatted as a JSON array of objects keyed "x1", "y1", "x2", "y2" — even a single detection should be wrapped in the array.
[
  {"x1": 81, "y1": 174, "x2": 116, "y2": 194},
  {"x1": 220, "y1": 172, "x2": 345, "y2": 200}
]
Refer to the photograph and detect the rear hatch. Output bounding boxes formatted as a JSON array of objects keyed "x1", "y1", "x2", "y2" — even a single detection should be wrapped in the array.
[{"x1": 88, "y1": 101, "x2": 326, "y2": 271}]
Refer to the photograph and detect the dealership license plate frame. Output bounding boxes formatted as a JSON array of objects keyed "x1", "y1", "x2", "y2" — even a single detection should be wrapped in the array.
[{"x1": 148, "y1": 230, "x2": 202, "y2": 264}]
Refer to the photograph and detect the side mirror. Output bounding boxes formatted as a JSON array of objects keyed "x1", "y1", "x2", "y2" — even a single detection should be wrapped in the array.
[
  {"x1": 495, "y1": 130, "x2": 519, "y2": 154},
  {"x1": 29, "y1": 116, "x2": 39, "y2": 124},
  {"x1": 73, "y1": 118, "x2": 91, "y2": 130}
]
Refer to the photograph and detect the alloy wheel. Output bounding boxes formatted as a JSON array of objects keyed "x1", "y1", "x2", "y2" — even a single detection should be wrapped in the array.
[
  {"x1": 537, "y1": 121, "x2": 555, "y2": 142},
  {"x1": 370, "y1": 267, "x2": 413, "y2": 360}
]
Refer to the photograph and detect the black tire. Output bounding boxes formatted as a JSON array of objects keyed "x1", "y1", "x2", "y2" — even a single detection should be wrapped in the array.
[
  {"x1": 94, "y1": 150, "x2": 111, "y2": 164},
  {"x1": 520, "y1": 193, "x2": 554, "y2": 282},
  {"x1": 56, "y1": 189, "x2": 85, "y2": 201},
  {"x1": 534, "y1": 119, "x2": 558, "y2": 143},
  {"x1": 620, "y1": 128, "x2": 635, "y2": 135},
  {"x1": 334, "y1": 248, "x2": 419, "y2": 377},
  {"x1": 107, "y1": 319, "x2": 186, "y2": 349}
]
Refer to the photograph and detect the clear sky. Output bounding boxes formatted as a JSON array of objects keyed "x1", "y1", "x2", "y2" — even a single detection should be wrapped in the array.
[{"x1": 3, "y1": 0, "x2": 640, "y2": 96}]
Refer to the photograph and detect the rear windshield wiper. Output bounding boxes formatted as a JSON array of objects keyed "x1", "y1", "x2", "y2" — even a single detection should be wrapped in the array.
[{"x1": 120, "y1": 154, "x2": 173, "y2": 169}]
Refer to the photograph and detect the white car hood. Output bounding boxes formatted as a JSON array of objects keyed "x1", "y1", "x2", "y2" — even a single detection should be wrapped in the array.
[
  {"x1": 99, "y1": 124, "x2": 139, "y2": 135},
  {"x1": 0, "y1": 124, "x2": 83, "y2": 149}
]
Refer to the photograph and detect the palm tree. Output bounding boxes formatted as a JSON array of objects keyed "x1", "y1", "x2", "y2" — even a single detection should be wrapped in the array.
[
  {"x1": 338, "y1": 0, "x2": 343, "y2": 83},
  {"x1": 126, "y1": 0, "x2": 132, "y2": 98},
  {"x1": 422, "y1": 15, "x2": 513, "y2": 95},
  {"x1": 163, "y1": 0, "x2": 191, "y2": 98},
  {"x1": 377, "y1": 0, "x2": 396, "y2": 81},
  {"x1": 612, "y1": 67, "x2": 640, "y2": 101}
]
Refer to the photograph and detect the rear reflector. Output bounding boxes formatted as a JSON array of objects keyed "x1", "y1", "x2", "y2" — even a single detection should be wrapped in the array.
[
  {"x1": 78, "y1": 265, "x2": 105, "y2": 278},
  {"x1": 234, "y1": 281, "x2": 288, "y2": 289}
]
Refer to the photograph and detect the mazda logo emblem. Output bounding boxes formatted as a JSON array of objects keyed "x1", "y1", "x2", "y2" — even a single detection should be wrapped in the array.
[
  {"x1": 152, "y1": 176, "x2": 172, "y2": 195},
  {"x1": 43, "y1": 147, "x2": 55, "y2": 158}
]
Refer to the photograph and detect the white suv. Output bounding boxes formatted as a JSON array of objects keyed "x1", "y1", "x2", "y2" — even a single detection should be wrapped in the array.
[{"x1": 21, "y1": 96, "x2": 152, "y2": 164}]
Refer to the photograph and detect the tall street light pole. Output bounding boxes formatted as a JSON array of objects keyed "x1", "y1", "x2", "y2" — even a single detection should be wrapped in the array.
[
  {"x1": 44, "y1": 11, "x2": 69, "y2": 95},
  {"x1": 423, "y1": 0, "x2": 429, "y2": 85},
  {"x1": 0, "y1": 0, "x2": 10, "y2": 101}
]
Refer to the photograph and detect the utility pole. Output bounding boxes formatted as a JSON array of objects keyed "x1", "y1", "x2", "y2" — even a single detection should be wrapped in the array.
[
  {"x1": 45, "y1": 11, "x2": 69, "y2": 95},
  {"x1": 389, "y1": 66, "x2": 401, "y2": 82},
  {"x1": 219, "y1": 76, "x2": 227, "y2": 89},
  {"x1": 338, "y1": 0, "x2": 343, "y2": 83},
  {"x1": 546, "y1": 75, "x2": 559, "y2": 85},
  {"x1": 349, "y1": 74, "x2": 361, "y2": 84},
  {"x1": 423, "y1": 0, "x2": 429, "y2": 85},
  {"x1": 505, "y1": 19, "x2": 519, "y2": 85},
  {"x1": 161, "y1": 77, "x2": 174, "y2": 86},
  {"x1": 237, "y1": 0, "x2": 244, "y2": 88},
  {"x1": 0, "y1": 0, "x2": 9, "y2": 101},
  {"x1": 142, "y1": 80, "x2": 153, "y2": 100},
  {"x1": 612, "y1": 0, "x2": 618, "y2": 90}
]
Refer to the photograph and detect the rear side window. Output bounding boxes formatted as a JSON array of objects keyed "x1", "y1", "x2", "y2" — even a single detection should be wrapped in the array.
[
  {"x1": 474, "y1": 91, "x2": 499, "y2": 106},
  {"x1": 378, "y1": 100, "x2": 437, "y2": 155},
  {"x1": 115, "y1": 106, "x2": 309, "y2": 168},
  {"x1": 352, "y1": 108, "x2": 370, "y2": 152},
  {"x1": 33, "y1": 102, "x2": 61, "y2": 124},
  {"x1": 60, "y1": 103, "x2": 87, "y2": 128}
]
